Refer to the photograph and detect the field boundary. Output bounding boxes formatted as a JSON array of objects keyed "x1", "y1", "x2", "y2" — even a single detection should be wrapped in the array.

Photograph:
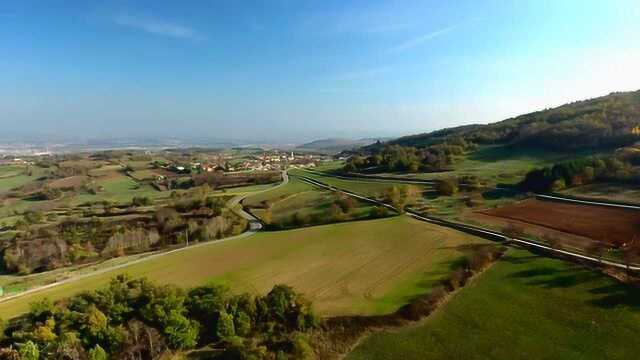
[
  {"x1": 0, "y1": 171, "x2": 289, "y2": 305},
  {"x1": 536, "y1": 193, "x2": 640, "y2": 210},
  {"x1": 297, "y1": 173, "x2": 640, "y2": 271}
]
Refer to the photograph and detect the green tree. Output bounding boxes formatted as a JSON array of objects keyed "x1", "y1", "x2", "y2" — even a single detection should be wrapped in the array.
[
  {"x1": 164, "y1": 311, "x2": 199, "y2": 350},
  {"x1": 234, "y1": 311, "x2": 252, "y2": 337},
  {"x1": 436, "y1": 179, "x2": 458, "y2": 196},
  {"x1": 215, "y1": 311, "x2": 236, "y2": 340},
  {"x1": 88, "y1": 344, "x2": 108, "y2": 360},
  {"x1": 291, "y1": 333, "x2": 314, "y2": 360},
  {"x1": 83, "y1": 305, "x2": 108, "y2": 338},
  {"x1": 19, "y1": 341, "x2": 39, "y2": 360}
]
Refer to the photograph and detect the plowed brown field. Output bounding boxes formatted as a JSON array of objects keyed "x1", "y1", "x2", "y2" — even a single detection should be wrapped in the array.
[{"x1": 477, "y1": 198, "x2": 640, "y2": 246}]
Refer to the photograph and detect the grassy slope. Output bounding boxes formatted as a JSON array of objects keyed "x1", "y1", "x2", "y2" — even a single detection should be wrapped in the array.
[
  {"x1": 246, "y1": 176, "x2": 377, "y2": 224},
  {"x1": 381, "y1": 145, "x2": 574, "y2": 185},
  {"x1": 0, "y1": 165, "x2": 46, "y2": 193},
  {"x1": 0, "y1": 216, "x2": 487, "y2": 319},
  {"x1": 347, "y1": 249, "x2": 640, "y2": 360},
  {"x1": 562, "y1": 182, "x2": 640, "y2": 204},
  {"x1": 289, "y1": 169, "x2": 431, "y2": 198}
]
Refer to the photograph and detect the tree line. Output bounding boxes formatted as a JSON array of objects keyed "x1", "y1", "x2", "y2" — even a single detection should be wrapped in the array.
[
  {"x1": 520, "y1": 154, "x2": 638, "y2": 193},
  {"x1": 0, "y1": 275, "x2": 317, "y2": 359}
]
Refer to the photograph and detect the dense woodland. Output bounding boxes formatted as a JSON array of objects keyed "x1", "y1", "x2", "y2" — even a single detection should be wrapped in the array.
[
  {"x1": 2, "y1": 186, "x2": 247, "y2": 275},
  {"x1": 344, "y1": 139, "x2": 475, "y2": 173},
  {"x1": 381, "y1": 90, "x2": 640, "y2": 151},
  {"x1": 520, "y1": 148, "x2": 640, "y2": 193},
  {"x1": 0, "y1": 275, "x2": 317, "y2": 359}
]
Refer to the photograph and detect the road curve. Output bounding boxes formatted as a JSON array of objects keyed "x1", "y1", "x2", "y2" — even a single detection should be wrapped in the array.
[{"x1": 0, "y1": 171, "x2": 290, "y2": 305}]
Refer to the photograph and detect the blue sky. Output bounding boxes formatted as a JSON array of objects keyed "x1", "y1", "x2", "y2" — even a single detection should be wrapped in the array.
[{"x1": 1, "y1": 0, "x2": 639, "y2": 142}]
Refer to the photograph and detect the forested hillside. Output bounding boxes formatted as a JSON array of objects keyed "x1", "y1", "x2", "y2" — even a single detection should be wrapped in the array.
[{"x1": 388, "y1": 90, "x2": 640, "y2": 151}]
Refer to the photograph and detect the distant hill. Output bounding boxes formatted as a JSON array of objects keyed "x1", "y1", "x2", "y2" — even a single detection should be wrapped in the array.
[
  {"x1": 298, "y1": 138, "x2": 389, "y2": 152},
  {"x1": 385, "y1": 90, "x2": 640, "y2": 151}
]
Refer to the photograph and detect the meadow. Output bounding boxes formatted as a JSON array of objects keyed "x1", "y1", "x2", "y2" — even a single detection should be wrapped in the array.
[
  {"x1": 245, "y1": 176, "x2": 380, "y2": 226},
  {"x1": 289, "y1": 169, "x2": 432, "y2": 199},
  {"x1": 347, "y1": 249, "x2": 640, "y2": 360},
  {"x1": 366, "y1": 145, "x2": 581, "y2": 185},
  {"x1": 562, "y1": 182, "x2": 640, "y2": 204},
  {"x1": 0, "y1": 215, "x2": 488, "y2": 319}
]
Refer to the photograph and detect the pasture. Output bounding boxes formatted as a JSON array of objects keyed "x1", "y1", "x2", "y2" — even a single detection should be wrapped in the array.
[
  {"x1": 368, "y1": 145, "x2": 578, "y2": 185},
  {"x1": 347, "y1": 249, "x2": 640, "y2": 360},
  {"x1": 289, "y1": 169, "x2": 432, "y2": 199},
  {"x1": 245, "y1": 176, "x2": 379, "y2": 226},
  {"x1": 0, "y1": 215, "x2": 488, "y2": 319},
  {"x1": 562, "y1": 182, "x2": 640, "y2": 205}
]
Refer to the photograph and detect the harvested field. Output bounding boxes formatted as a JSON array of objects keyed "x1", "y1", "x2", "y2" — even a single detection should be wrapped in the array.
[
  {"x1": 0, "y1": 216, "x2": 488, "y2": 319},
  {"x1": 477, "y1": 198, "x2": 640, "y2": 246}
]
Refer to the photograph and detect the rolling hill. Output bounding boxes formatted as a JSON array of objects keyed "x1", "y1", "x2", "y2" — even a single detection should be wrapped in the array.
[
  {"x1": 384, "y1": 90, "x2": 640, "y2": 151},
  {"x1": 299, "y1": 138, "x2": 388, "y2": 152}
]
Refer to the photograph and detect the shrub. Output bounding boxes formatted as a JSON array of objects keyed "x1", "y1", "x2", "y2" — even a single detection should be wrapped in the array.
[
  {"x1": 436, "y1": 179, "x2": 458, "y2": 196},
  {"x1": 88, "y1": 345, "x2": 108, "y2": 360},
  {"x1": 19, "y1": 342, "x2": 39, "y2": 360}
]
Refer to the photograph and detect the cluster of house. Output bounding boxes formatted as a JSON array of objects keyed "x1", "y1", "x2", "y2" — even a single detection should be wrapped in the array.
[{"x1": 162, "y1": 151, "x2": 325, "y2": 174}]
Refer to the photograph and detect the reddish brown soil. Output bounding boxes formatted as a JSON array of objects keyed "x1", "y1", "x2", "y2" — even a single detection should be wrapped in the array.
[{"x1": 477, "y1": 198, "x2": 640, "y2": 246}]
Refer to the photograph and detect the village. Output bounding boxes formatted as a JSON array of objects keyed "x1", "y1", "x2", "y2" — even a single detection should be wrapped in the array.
[{"x1": 164, "y1": 150, "x2": 328, "y2": 174}]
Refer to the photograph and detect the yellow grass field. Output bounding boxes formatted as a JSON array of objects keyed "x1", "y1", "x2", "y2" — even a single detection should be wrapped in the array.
[{"x1": 0, "y1": 216, "x2": 487, "y2": 318}]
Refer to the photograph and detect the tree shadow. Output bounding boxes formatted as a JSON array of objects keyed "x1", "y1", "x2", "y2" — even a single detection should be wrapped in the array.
[{"x1": 505, "y1": 254, "x2": 640, "y2": 311}]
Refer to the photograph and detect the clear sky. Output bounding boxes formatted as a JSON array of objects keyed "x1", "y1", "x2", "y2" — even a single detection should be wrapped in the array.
[{"x1": 1, "y1": 0, "x2": 639, "y2": 142}]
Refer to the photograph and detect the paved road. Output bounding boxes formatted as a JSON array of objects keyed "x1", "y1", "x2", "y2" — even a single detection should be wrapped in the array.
[
  {"x1": 330, "y1": 169, "x2": 640, "y2": 211},
  {"x1": 0, "y1": 170, "x2": 290, "y2": 305},
  {"x1": 535, "y1": 193, "x2": 640, "y2": 210},
  {"x1": 295, "y1": 173, "x2": 640, "y2": 272}
]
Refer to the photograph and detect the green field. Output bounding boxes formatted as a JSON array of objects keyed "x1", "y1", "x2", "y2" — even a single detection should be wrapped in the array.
[
  {"x1": 347, "y1": 249, "x2": 640, "y2": 360},
  {"x1": 562, "y1": 182, "x2": 640, "y2": 204},
  {"x1": 289, "y1": 169, "x2": 431, "y2": 198},
  {"x1": 72, "y1": 174, "x2": 166, "y2": 205},
  {"x1": 0, "y1": 215, "x2": 487, "y2": 319},
  {"x1": 369, "y1": 145, "x2": 579, "y2": 185},
  {"x1": 0, "y1": 165, "x2": 45, "y2": 193},
  {"x1": 245, "y1": 176, "x2": 378, "y2": 225},
  {"x1": 244, "y1": 176, "x2": 312, "y2": 207}
]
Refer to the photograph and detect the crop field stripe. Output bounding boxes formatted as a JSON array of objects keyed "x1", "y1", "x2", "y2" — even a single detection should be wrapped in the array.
[
  {"x1": 0, "y1": 216, "x2": 488, "y2": 319},
  {"x1": 302, "y1": 171, "x2": 640, "y2": 271}
]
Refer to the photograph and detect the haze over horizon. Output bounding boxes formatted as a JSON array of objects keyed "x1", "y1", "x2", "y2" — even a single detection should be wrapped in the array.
[{"x1": 1, "y1": 0, "x2": 639, "y2": 143}]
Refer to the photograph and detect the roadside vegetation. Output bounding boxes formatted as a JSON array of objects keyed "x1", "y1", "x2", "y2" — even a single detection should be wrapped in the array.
[{"x1": 244, "y1": 177, "x2": 392, "y2": 230}]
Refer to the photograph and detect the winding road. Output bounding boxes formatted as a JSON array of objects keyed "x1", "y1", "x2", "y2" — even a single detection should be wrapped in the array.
[{"x1": 0, "y1": 171, "x2": 289, "y2": 305}]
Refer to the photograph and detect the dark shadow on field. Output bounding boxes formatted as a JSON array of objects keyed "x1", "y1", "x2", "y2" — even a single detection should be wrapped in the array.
[
  {"x1": 499, "y1": 254, "x2": 542, "y2": 264},
  {"x1": 395, "y1": 256, "x2": 468, "y2": 305},
  {"x1": 482, "y1": 187, "x2": 520, "y2": 200},
  {"x1": 502, "y1": 253, "x2": 640, "y2": 311}
]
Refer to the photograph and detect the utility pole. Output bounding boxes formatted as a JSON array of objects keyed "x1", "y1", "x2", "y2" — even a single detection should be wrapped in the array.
[{"x1": 185, "y1": 229, "x2": 189, "y2": 247}]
